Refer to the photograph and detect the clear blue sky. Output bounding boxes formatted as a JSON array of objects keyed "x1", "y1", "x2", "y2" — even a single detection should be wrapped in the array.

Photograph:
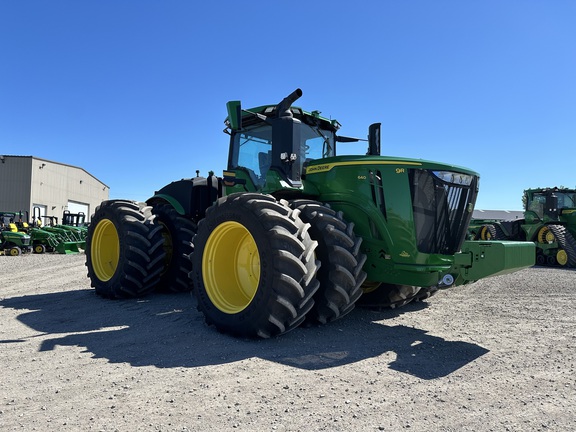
[{"x1": 2, "y1": 1, "x2": 575, "y2": 210}]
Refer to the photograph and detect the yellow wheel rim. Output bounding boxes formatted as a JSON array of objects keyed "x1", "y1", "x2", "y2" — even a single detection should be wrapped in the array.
[
  {"x1": 480, "y1": 226, "x2": 492, "y2": 240},
  {"x1": 557, "y1": 249, "x2": 568, "y2": 266},
  {"x1": 34, "y1": 245, "x2": 44, "y2": 254},
  {"x1": 537, "y1": 226, "x2": 555, "y2": 244},
  {"x1": 91, "y1": 219, "x2": 120, "y2": 281},
  {"x1": 10, "y1": 248, "x2": 20, "y2": 256},
  {"x1": 202, "y1": 221, "x2": 260, "y2": 314}
]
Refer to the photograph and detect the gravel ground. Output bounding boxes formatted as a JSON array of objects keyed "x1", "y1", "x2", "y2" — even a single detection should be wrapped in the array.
[{"x1": 1, "y1": 253, "x2": 575, "y2": 431}]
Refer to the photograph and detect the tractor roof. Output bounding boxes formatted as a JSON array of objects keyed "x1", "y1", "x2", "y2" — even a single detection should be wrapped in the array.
[
  {"x1": 225, "y1": 105, "x2": 341, "y2": 131},
  {"x1": 525, "y1": 187, "x2": 576, "y2": 194}
]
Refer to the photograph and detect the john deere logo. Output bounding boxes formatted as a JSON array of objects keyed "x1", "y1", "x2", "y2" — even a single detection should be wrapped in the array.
[
  {"x1": 399, "y1": 251, "x2": 410, "y2": 258},
  {"x1": 306, "y1": 164, "x2": 331, "y2": 174}
]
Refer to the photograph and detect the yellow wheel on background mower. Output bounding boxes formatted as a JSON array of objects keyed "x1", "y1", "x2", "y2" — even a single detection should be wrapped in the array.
[
  {"x1": 202, "y1": 221, "x2": 260, "y2": 314},
  {"x1": 556, "y1": 249, "x2": 568, "y2": 266},
  {"x1": 537, "y1": 226, "x2": 555, "y2": 244},
  {"x1": 90, "y1": 219, "x2": 120, "y2": 282}
]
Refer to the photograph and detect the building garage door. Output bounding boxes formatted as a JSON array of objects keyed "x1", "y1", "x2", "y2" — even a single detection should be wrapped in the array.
[
  {"x1": 67, "y1": 201, "x2": 89, "y2": 218},
  {"x1": 32, "y1": 204, "x2": 47, "y2": 224}
]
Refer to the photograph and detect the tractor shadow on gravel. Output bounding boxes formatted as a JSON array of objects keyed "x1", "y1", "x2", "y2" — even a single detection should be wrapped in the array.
[{"x1": 0, "y1": 290, "x2": 488, "y2": 380}]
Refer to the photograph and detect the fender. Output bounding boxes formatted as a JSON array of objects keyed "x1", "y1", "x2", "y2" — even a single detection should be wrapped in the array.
[{"x1": 147, "y1": 174, "x2": 222, "y2": 222}]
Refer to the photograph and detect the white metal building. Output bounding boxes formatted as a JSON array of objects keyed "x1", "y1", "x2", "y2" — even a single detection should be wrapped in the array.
[
  {"x1": 472, "y1": 209, "x2": 524, "y2": 221},
  {"x1": 0, "y1": 155, "x2": 108, "y2": 224}
]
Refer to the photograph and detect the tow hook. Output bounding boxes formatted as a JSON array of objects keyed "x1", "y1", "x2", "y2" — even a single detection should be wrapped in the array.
[{"x1": 438, "y1": 274, "x2": 455, "y2": 288}]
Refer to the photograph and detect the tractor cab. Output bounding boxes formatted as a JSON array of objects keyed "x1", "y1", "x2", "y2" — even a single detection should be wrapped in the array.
[
  {"x1": 525, "y1": 187, "x2": 576, "y2": 223},
  {"x1": 224, "y1": 88, "x2": 380, "y2": 195}
]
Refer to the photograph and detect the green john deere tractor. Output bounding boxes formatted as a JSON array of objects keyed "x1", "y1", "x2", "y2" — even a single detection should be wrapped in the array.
[
  {"x1": 472, "y1": 187, "x2": 576, "y2": 267},
  {"x1": 2, "y1": 210, "x2": 62, "y2": 254},
  {"x1": 35, "y1": 211, "x2": 86, "y2": 254},
  {"x1": 0, "y1": 214, "x2": 32, "y2": 256},
  {"x1": 86, "y1": 89, "x2": 535, "y2": 338}
]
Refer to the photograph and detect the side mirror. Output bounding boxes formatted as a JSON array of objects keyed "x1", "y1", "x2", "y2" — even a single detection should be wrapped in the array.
[
  {"x1": 226, "y1": 100, "x2": 242, "y2": 130},
  {"x1": 368, "y1": 123, "x2": 381, "y2": 156}
]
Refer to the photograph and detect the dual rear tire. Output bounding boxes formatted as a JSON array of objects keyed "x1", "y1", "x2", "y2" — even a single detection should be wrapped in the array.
[
  {"x1": 85, "y1": 200, "x2": 198, "y2": 298},
  {"x1": 85, "y1": 200, "x2": 166, "y2": 298},
  {"x1": 289, "y1": 200, "x2": 367, "y2": 325},
  {"x1": 191, "y1": 193, "x2": 320, "y2": 338},
  {"x1": 151, "y1": 203, "x2": 196, "y2": 293}
]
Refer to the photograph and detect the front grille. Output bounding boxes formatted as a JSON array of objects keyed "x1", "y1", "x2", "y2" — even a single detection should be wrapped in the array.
[{"x1": 409, "y1": 169, "x2": 478, "y2": 255}]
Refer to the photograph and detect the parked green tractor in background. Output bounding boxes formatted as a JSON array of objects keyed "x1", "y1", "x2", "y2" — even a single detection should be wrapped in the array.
[
  {"x1": 472, "y1": 187, "x2": 576, "y2": 267},
  {"x1": 0, "y1": 209, "x2": 85, "y2": 254},
  {"x1": 85, "y1": 89, "x2": 535, "y2": 338},
  {"x1": 0, "y1": 213, "x2": 32, "y2": 256},
  {"x1": 2, "y1": 210, "x2": 63, "y2": 254}
]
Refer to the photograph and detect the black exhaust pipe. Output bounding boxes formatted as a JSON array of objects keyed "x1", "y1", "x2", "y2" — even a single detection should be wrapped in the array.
[{"x1": 276, "y1": 88, "x2": 303, "y2": 117}]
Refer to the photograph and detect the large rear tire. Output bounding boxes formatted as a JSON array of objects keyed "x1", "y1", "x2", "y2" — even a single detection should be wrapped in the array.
[
  {"x1": 412, "y1": 286, "x2": 439, "y2": 303},
  {"x1": 191, "y1": 193, "x2": 320, "y2": 338},
  {"x1": 85, "y1": 200, "x2": 166, "y2": 299},
  {"x1": 357, "y1": 283, "x2": 421, "y2": 309},
  {"x1": 151, "y1": 203, "x2": 196, "y2": 293},
  {"x1": 289, "y1": 200, "x2": 367, "y2": 324}
]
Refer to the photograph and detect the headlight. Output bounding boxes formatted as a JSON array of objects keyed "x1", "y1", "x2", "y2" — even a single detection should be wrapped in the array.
[{"x1": 432, "y1": 170, "x2": 474, "y2": 186}]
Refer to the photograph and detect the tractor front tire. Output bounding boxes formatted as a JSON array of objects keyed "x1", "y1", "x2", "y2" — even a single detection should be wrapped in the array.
[
  {"x1": 151, "y1": 203, "x2": 196, "y2": 293},
  {"x1": 412, "y1": 286, "x2": 439, "y2": 303},
  {"x1": 8, "y1": 246, "x2": 21, "y2": 256},
  {"x1": 290, "y1": 200, "x2": 367, "y2": 325},
  {"x1": 33, "y1": 243, "x2": 46, "y2": 254},
  {"x1": 191, "y1": 193, "x2": 320, "y2": 339},
  {"x1": 85, "y1": 200, "x2": 166, "y2": 299}
]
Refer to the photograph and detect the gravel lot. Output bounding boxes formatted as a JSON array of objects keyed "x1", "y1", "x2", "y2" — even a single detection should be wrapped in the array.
[{"x1": 1, "y1": 253, "x2": 575, "y2": 431}]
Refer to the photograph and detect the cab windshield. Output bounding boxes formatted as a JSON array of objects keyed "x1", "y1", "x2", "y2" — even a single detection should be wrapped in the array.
[
  {"x1": 230, "y1": 121, "x2": 336, "y2": 186},
  {"x1": 557, "y1": 192, "x2": 576, "y2": 208},
  {"x1": 528, "y1": 191, "x2": 576, "y2": 218}
]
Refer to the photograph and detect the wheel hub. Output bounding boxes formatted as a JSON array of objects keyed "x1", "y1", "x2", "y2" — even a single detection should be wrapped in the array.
[
  {"x1": 556, "y1": 249, "x2": 568, "y2": 266},
  {"x1": 537, "y1": 226, "x2": 555, "y2": 244},
  {"x1": 202, "y1": 221, "x2": 260, "y2": 314},
  {"x1": 480, "y1": 226, "x2": 492, "y2": 240},
  {"x1": 91, "y1": 219, "x2": 120, "y2": 281}
]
